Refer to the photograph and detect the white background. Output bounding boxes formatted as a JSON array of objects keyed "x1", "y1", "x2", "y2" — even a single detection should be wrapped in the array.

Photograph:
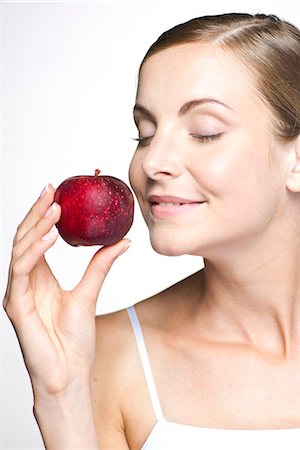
[{"x1": 1, "y1": 0, "x2": 300, "y2": 448}]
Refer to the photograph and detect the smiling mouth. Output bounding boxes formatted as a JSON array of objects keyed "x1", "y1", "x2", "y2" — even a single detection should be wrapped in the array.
[
  {"x1": 151, "y1": 201, "x2": 205, "y2": 207},
  {"x1": 153, "y1": 201, "x2": 201, "y2": 206},
  {"x1": 148, "y1": 197, "x2": 206, "y2": 219}
]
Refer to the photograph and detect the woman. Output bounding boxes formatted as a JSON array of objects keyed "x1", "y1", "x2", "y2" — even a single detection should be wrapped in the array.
[{"x1": 3, "y1": 12, "x2": 300, "y2": 450}]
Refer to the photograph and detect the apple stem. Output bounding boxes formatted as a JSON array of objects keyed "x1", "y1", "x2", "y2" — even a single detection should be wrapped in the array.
[{"x1": 95, "y1": 169, "x2": 101, "y2": 176}]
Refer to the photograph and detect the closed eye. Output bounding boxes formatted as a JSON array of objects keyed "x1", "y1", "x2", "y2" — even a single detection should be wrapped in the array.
[
  {"x1": 132, "y1": 136, "x2": 153, "y2": 147},
  {"x1": 132, "y1": 132, "x2": 223, "y2": 147},
  {"x1": 190, "y1": 133, "x2": 223, "y2": 142}
]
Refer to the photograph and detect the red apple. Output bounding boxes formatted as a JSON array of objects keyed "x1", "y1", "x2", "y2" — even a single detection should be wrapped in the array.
[{"x1": 54, "y1": 169, "x2": 134, "y2": 246}]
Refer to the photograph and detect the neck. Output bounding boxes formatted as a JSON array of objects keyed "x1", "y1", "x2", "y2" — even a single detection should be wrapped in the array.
[{"x1": 197, "y1": 232, "x2": 300, "y2": 360}]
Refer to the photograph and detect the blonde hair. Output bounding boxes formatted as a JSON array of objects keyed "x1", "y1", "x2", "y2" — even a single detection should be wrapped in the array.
[{"x1": 140, "y1": 13, "x2": 300, "y2": 142}]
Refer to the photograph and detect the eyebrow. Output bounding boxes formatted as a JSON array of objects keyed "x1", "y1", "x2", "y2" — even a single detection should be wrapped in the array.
[
  {"x1": 179, "y1": 98, "x2": 234, "y2": 115},
  {"x1": 133, "y1": 97, "x2": 234, "y2": 121}
]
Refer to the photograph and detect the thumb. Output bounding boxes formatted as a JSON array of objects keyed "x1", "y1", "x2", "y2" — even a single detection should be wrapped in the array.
[{"x1": 73, "y1": 239, "x2": 132, "y2": 310}]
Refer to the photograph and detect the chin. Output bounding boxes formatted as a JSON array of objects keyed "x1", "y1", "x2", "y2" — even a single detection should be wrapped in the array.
[
  {"x1": 148, "y1": 227, "x2": 231, "y2": 259},
  {"x1": 149, "y1": 234, "x2": 194, "y2": 257}
]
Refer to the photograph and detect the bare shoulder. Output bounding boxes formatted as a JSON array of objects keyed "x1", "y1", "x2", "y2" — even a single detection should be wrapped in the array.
[
  {"x1": 91, "y1": 269, "x2": 202, "y2": 448},
  {"x1": 92, "y1": 309, "x2": 136, "y2": 448},
  {"x1": 93, "y1": 308, "x2": 136, "y2": 401},
  {"x1": 94, "y1": 268, "x2": 202, "y2": 343},
  {"x1": 92, "y1": 269, "x2": 202, "y2": 395}
]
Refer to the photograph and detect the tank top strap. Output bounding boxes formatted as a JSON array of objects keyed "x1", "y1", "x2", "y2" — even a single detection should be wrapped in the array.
[{"x1": 127, "y1": 305, "x2": 165, "y2": 422}]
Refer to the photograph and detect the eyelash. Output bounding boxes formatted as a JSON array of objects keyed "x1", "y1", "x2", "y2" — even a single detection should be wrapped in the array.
[
  {"x1": 132, "y1": 136, "x2": 153, "y2": 147},
  {"x1": 132, "y1": 133, "x2": 223, "y2": 147},
  {"x1": 190, "y1": 133, "x2": 223, "y2": 142}
]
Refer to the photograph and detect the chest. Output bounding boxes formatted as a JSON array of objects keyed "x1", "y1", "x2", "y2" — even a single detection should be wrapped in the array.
[
  {"x1": 125, "y1": 325, "x2": 300, "y2": 450},
  {"x1": 150, "y1": 336, "x2": 300, "y2": 429}
]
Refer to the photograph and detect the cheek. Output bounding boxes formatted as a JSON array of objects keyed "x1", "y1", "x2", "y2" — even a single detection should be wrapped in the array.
[
  {"x1": 192, "y1": 147, "x2": 248, "y2": 198},
  {"x1": 194, "y1": 139, "x2": 277, "y2": 227},
  {"x1": 195, "y1": 137, "x2": 268, "y2": 198},
  {"x1": 129, "y1": 152, "x2": 145, "y2": 197},
  {"x1": 128, "y1": 153, "x2": 139, "y2": 191}
]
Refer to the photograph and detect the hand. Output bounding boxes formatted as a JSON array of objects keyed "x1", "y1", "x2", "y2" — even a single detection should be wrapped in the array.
[{"x1": 3, "y1": 184, "x2": 131, "y2": 398}]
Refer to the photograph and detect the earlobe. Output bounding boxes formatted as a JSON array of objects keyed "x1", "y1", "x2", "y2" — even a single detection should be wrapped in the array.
[{"x1": 286, "y1": 136, "x2": 300, "y2": 193}]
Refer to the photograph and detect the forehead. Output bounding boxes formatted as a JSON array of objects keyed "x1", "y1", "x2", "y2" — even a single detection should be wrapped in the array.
[{"x1": 137, "y1": 42, "x2": 264, "y2": 116}]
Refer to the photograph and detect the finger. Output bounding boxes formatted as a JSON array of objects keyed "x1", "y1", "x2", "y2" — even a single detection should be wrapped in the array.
[
  {"x1": 15, "y1": 184, "x2": 55, "y2": 243},
  {"x1": 13, "y1": 202, "x2": 61, "y2": 261},
  {"x1": 9, "y1": 226, "x2": 59, "y2": 299},
  {"x1": 4, "y1": 199, "x2": 60, "y2": 311},
  {"x1": 73, "y1": 239, "x2": 132, "y2": 311}
]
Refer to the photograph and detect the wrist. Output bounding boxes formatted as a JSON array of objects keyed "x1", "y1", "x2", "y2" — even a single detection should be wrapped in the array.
[
  {"x1": 33, "y1": 379, "x2": 91, "y2": 411},
  {"x1": 32, "y1": 371, "x2": 92, "y2": 401},
  {"x1": 33, "y1": 379, "x2": 99, "y2": 449}
]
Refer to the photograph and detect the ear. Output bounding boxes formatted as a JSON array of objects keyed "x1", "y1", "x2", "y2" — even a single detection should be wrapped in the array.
[{"x1": 286, "y1": 136, "x2": 300, "y2": 193}]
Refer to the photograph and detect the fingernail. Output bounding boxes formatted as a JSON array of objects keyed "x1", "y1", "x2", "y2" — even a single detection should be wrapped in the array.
[
  {"x1": 44, "y1": 202, "x2": 57, "y2": 218},
  {"x1": 42, "y1": 226, "x2": 58, "y2": 241},
  {"x1": 39, "y1": 184, "x2": 49, "y2": 198},
  {"x1": 118, "y1": 240, "x2": 132, "y2": 256}
]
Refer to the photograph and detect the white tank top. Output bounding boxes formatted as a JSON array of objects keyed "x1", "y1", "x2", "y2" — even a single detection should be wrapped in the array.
[{"x1": 127, "y1": 305, "x2": 300, "y2": 450}]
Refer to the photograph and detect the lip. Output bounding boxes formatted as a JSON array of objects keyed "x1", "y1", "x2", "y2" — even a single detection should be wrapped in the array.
[
  {"x1": 148, "y1": 195, "x2": 206, "y2": 219},
  {"x1": 148, "y1": 195, "x2": 204, "y2": 204}
]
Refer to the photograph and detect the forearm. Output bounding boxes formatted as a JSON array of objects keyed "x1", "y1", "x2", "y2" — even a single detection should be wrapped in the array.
[{"x1": 33, "y1": 381, "x2": 99, "y2": 450}]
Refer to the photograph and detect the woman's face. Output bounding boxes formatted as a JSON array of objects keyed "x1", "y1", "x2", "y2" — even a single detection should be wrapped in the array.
[{"x1": 129, "y1": 42, "x2": 290, "y2": 257}]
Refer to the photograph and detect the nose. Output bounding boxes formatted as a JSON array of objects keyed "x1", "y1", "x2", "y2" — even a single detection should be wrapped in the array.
[{"x1": 141, "y1": 134, "x2": 183, "y2": 181}]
